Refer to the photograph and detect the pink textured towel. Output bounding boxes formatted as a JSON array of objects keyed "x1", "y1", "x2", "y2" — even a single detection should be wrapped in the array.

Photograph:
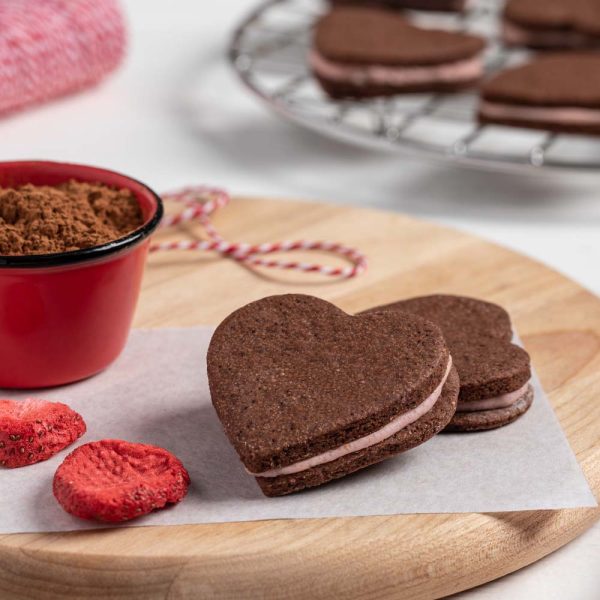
[{"x1": 0, "y1": 0, "x2": 126, "y2": 116}]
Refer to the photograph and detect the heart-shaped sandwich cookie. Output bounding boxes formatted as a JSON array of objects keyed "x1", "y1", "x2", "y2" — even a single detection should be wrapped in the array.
[
  {"x1": 503, "y1": 0, "x2": 600, "y2": 49},
  {"x1": 479, "y1": 53, "x2": 600, "y2": 135},
  {"x1": 310, "y1": 7, "x2": 486, "y2": 99},
  {"x1": 208, "y1": 294, "x2": 459, "y2": 496},
  {"x1": 363, "y1": 295, "x2": 533, "y2": 432}
]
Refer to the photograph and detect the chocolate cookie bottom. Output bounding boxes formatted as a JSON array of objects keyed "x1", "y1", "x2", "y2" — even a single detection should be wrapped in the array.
[
  {"x1": 256, "y1": 367, "x2": 459, "y2": 497},
  {"x1": 445, "y1": 384, "x2": 534, "y2": 433}
]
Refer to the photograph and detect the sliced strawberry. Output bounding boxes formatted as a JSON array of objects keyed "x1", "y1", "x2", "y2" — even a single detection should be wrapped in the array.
[
  {"x1": 53, "y1": 439, "x2": 191, "y2": 522},
  {"x1": 0, "y1": 398, "x2": 86, "y2": 468}
]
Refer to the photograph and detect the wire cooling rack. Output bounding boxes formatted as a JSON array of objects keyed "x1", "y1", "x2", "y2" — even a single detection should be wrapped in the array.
[{"x1": 229, "y1": 0, "x2": 600, "y2": 174}]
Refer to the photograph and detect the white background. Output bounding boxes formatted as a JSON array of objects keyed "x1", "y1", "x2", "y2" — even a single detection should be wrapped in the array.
[{"x1": 0, "y1": 0, "x2": 597, "y2": 597}]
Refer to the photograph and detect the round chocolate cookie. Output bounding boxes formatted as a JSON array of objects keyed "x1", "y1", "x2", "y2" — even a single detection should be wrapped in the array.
[
  {"x1": 207, "y1": 294, "x2": 459, "y2": 496},
  {"x1": 478, "y1": 53, "x2": 600, "y2": 136},
  {"x1": 310, "y1": 7, "x2": 486, "y2": 99},
  {"x1": 362, "y1": 294, "x2": 534, "y2": 432}
]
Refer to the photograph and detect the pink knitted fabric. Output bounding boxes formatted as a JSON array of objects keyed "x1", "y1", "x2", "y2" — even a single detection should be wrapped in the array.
[{"x1": 0, "y1": 0, "x2": 126, "y2": 115}]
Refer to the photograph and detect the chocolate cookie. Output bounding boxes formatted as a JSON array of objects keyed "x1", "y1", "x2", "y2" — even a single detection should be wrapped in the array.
[
  {"x1": 503, "y1": 0, "x2": 600, "y2": 49},
  {"x1": 479, "y1": 53, "x2": 600, "y2": 135},
  {"x1": 330, "y1": 0, "x2": 467, "y2": 13},
  {"x1": 207, "y1": 294, "x2": 459, "y2": 496},
  {"x1": 362, "y1": 295, "x2": 533, "y2": 432},
  {"x1": 310, "y1": 7, "x2": 486, "y2": 99}
]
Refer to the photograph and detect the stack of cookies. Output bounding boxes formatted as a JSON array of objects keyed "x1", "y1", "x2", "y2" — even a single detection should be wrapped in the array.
[
  {"x1": 207, "y1": 293, "x2": 534, "y2": 497},
  {"x1": 308, "y1": 0, "x2": 600, "y2": 136}
]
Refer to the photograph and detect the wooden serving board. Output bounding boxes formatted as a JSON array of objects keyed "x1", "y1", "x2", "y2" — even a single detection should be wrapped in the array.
[{"x1": 1, "y1": 197, "x2": 598, "y2": 600}]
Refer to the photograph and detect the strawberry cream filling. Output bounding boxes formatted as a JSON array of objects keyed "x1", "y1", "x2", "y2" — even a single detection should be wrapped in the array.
[
  {"x1": 309, "y1": 50, "x2": 483, "y2": 86},
  {"x1": 456, "y1": 381, "x2": 531, "y2": 412}
]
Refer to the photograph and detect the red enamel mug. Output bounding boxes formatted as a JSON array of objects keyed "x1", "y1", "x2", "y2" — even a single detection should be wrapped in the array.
[{"x1": 0, "y1": 161, "x2": 163, "y2": 388}]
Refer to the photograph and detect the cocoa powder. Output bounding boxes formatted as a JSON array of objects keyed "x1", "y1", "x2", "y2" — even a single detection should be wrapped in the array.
[{"x1": 0, "y1": 180, "x2": 143, "y2": 255}]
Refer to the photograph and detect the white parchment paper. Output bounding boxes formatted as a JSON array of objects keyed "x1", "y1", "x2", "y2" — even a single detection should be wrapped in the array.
[{"x1": 0, "y1": 327, "x2": 596, "y2": 534}]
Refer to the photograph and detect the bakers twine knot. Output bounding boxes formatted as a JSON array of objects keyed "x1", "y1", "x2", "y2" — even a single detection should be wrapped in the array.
[{"x1": 149, "y1": 187, "x2": 367, "y2": 279}]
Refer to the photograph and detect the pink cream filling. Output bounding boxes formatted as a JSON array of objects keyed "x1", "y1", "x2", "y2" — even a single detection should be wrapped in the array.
[
  {"x1": 502, "y1": 21, "x2": 597, "y2": 48},
  {"x1": 309, "y1": 50, "x2": 483, "y2": 87},
  {"x1": 252, "y1": 357, "x2": 453, "y2": 478},
  {"x1": 480, "y1": 101, "x2": 600, "y2": 126},
  {"x1": 457, "y1": 381, "x2": 530, "y2": 413}
]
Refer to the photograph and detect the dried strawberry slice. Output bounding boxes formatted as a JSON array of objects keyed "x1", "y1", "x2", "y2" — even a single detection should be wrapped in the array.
[
  {"x1": 0, "y1": 398, "x2": 86, "y2": 468},
  {"x1": 53, "y1": 439, "x2": 191, "y2": 522}
]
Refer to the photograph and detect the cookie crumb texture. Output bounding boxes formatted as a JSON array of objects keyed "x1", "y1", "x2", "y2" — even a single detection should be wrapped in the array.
[
  {"x1": 0, "y1": 180, "x2": 143, "y2": 255},
  {"x1": 365, "y1": 294, "x2": 531, "y2": 401},
  {"x1": 0, "y1": 398, "x2": 86, "y2": 468},
  {"x1": 258, "y1": 367, "x2": 459, "y2": 496},
  {"x1": 53, "y1": 440, "x2": 190, "y2": 523}
]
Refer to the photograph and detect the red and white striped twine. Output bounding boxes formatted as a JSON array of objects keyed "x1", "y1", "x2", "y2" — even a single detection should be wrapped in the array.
[{"x1": 149, "y1": 186, "x2": 367, "y2": 279}]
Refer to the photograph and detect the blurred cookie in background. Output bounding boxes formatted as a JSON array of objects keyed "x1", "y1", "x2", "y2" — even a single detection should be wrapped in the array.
[
  {"x1": 311, "y1": 6, "x2": 486, "y2": 99},
  {"x1": 503, "y1": 0, "x2": 600, "y2": 49},
  {"x1": 479, "y1": 53, "x2": 600, "y2": 135}
]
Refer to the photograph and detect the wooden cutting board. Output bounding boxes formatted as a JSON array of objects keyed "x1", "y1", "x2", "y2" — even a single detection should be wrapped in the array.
[{"x1": 0, "y1": 197, "x2": 598, "y2": 600}]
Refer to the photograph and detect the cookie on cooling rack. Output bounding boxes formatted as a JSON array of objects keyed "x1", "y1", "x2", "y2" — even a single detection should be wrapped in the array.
[
  {"x1": 330, "y1": 0, "x2": 468, "y2": 13},
  {"x1": 362, "y1": 295, "x2": 534, "y2": 433},
  {"x1": 310, "y1": 6, "x2": 486, "y2": 99},
  {"x1": 207, "y1": 294, "x2": 459, "y2": 496},
  {"x1": 478, "y1": 53, "x2": 600, "y2": 135},
  {"x1": 502, "y1": 0, "x2": 600, "y2": 49}
]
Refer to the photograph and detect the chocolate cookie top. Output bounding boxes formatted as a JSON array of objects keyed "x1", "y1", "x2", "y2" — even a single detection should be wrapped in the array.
[
  {"x1": 449, "y1": 336, "x2": 530, "y2": 401},
  {"x1": 362, "y1": 294, "x2": 531, "y2": 402},
  {"x1": 314, "y1": 7, "x2": 486, "y2": 66},
  {"x1": 504, "y1": 0, "x2": 600, "y2": 36},
  {"x1": 378, "y1": 294, "x2": 513, "y2": 342},
  {"x1": 481, "y1": 54, "x2": 600, "y2": 108},
  {"x1": 207, "y1": 294, "x2": 449, "y2": 473}
]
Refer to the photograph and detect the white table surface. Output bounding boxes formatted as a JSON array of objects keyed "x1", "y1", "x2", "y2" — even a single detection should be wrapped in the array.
[{"x1": 0, "y1": 0, "x2": 597, "y2": 597}]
